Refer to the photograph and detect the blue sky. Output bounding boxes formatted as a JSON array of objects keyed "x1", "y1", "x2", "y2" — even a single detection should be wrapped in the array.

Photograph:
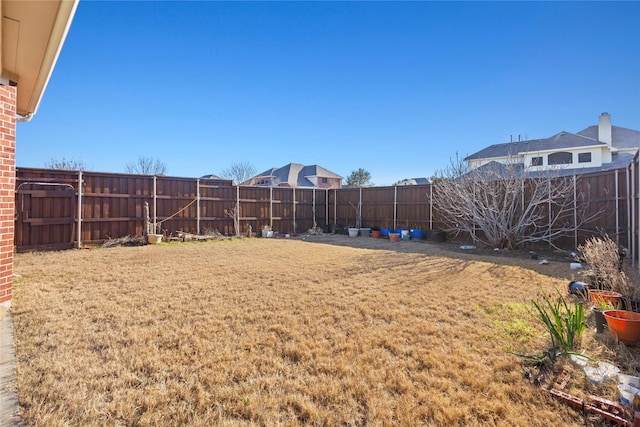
[{"x1": 15, "y1": 1, "x2": 640, "y2": 186}]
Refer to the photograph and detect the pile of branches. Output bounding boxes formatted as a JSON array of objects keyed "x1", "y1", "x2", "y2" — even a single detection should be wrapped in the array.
[{"x1": 102, "y1": 235, "x2": 146, "y2": 248}]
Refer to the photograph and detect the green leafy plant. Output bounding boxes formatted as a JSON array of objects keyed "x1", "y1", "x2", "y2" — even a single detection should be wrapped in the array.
[
  {"x1": 532, "y1": 291, "x2": 585, "y2": 354},
  {"x1": 511, "y1": 290, "x2": 591, "y2": 365}
]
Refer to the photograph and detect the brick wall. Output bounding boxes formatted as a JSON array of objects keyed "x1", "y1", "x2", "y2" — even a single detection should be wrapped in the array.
[{"x1": 0, "y1": 85, "x2": 16, "y2": 306}]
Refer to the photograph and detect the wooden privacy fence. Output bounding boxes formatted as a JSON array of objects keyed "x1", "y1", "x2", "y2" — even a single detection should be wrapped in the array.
[{"x1": 13, "y1": 161, "x2": 640, "y2": 262}]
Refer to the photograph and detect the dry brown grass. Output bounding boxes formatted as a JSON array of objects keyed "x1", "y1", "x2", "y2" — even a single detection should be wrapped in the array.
[{"x1": 11, "y1": 236, "x2": 639, "y2": 426}]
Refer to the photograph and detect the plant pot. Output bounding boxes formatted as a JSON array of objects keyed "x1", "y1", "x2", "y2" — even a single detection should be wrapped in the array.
[
  {"x1": 380, "y1": 228, "x2": 391, "y2": 237},
  {"x1": 603, "y1": 310, "x2": 640, "y2": 346},
  {"x1": 389, "y1": 232, "x2": 400, "y2": 242},
  {"x1": 588, "y1": 289, "x2": 622, "y2": 307},
  {"x1": 592, "y1": 307, "x2": 607, "y2": 333},
  {"x1": 359, "y1": 228, "x2": 371, "y2": 237},
  {"x1": 410, "y1": 229, "x2": 423, "y2": 240},
  {"x1": 426, "y1": 229, "x2": 446, "y2": 242},
  {"x1": 348, "y1": 228, "x2": 359, "y2": 237},
  {"x1": 147, "y1": 234, "x2": 163, "y2": 244},
  {"x1": 397, "y1": 229, "x2": 409, "y2": 238},
  {"x1": 371, "y1": 230, "x2": 381, "y2": 238}
]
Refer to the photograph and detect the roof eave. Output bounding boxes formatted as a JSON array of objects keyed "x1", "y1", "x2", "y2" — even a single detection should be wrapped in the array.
[{"x1": 1, "y1": 0, "x2": 79, "y2": 119}]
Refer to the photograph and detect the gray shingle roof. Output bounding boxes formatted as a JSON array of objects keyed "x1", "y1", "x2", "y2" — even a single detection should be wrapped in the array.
[
  {"x1": 577, "y1": 125, "x2": 640, "y2": 150},
  {"x1": 464, "y1": 132, "x2": 606, "y2": 161},
  {"x1": 470, "y1": 152, "x2": 635, "y2": 179},
  {"x1": 251, "y1": 163, "x2": 342, "y2": 187}
]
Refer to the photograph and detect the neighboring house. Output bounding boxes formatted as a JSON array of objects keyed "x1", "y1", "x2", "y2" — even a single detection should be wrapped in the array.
[
  {"x1": 245, "y1": 163, "x2": 343, "y2": 189},
  {"x1": 397, "y1": 177, "x2": 431, "y2": 186},
  {"x1": 465, "y1": 113, "x2": 640, "y2": 176},
  {"x1": 199, "y1": 174, "x2": 233, "y2": 186},
  {"x1": 0, "y1": 0, "x2": 78, "y2": 307}
]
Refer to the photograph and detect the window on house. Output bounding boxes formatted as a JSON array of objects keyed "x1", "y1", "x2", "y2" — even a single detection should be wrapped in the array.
[
  {"x1": 531, "y1": 156, "x2": 543, "y2": 166},
  {"x1": 548, "y1": 152, "x2": 573, "y2": 165},
  {"x1": 322, "y1": 178, "x2": 328, "y2": 184},
  {"x1": 578, "y1": 152, "x2": 592, "y2": 163}
]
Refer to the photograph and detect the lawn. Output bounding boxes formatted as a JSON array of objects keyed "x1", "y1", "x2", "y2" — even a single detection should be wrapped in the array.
[{"x1": 11, "y1": 236, "x2": 638, "y2": 426}]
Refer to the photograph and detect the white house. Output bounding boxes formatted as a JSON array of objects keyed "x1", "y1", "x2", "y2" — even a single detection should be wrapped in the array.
[{"x1": 465, "y1": 113, "x2": 640, "y2": 176}]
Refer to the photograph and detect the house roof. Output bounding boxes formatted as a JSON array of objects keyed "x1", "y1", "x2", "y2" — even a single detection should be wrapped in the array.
[
  {"x1": 577, "y1": 125, "x2": 640, "y2": 150},
  {"x1": 252, "y1": 163, "x2": 342, "y2": 187},
  {"x1": 466, "y1": 123, "x2": 640, "y2": 162},
  {"x1": 472, "y1": 152, "x2": 636, "y2": 179},
  {"x1": 200, "y1": 173, "x2": 224, "y2": 179},
  {"x1": 464, "y1": 132, "x2": 607, "y2": 161},
  {"x1": 1, "y1": 0, "x2": 79, "y2": 118},
  {"x1": 398, "y1": 177, "x2": 431, "y2": 185}
]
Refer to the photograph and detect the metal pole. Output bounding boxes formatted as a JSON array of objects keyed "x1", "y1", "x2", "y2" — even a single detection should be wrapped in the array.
[
  {"x1": 196, "y1": 178, "x2": 201, "y2": 235},
  {"x1": 312, "y1": 188, "x2": 316, "y2": 228},
  {"x1": 627, "y1": 166, "x2": 632, "y2": 261},
  {"x1": 631, "y1": 162, "x2": 640, "y2": 265},
  {"x1": 573, "y1": 174, "x2": 578, "y2": 250},
  {"x1": 393, "y1": 185, "x2": 397, "y2": 230},
  {"x1": 429, "y1": 184, "x2": 433, "y2": 230},
  {"x1": 333, "y1": 189, "x2": 337, "y2": 226},
  {"x1": 615, "y1": 170, "x2": 619, "y2": 245},
  {"x1": 358, "y1": 187, "x2": 362, "y2": 228},
  {"x1": 270, "y1": 187, "x2": 273, "y2": 229},
  {"x1": 236, "y1": 185, "x2": 240, "y2": 236},
  {"x1": 76, "y1": 171, "x2": 83, "y2": 249},
  {"x1": 153, "y1": 176, "x2": 157, "y2": 234},
  {"x1": 326, "y1": 189, "x2": 329, "y2": 228},
  {"x1": 292, "y1": 187, "x2": 296, "y2": 233}
]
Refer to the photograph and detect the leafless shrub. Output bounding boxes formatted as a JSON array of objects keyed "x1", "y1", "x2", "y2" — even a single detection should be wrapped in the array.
[
  {"x1": 579, "y1": 234, "x2": 640, "y2": 303},
  {"x1": 225, "y1": 205, "x2": 241, "y2": 237},
  {"x1": 433, "y1": 156, "x2": 602, "y2": 249}
]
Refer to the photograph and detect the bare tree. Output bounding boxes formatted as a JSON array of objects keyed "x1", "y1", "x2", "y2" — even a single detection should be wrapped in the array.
[
  {"x1": 125, "y1": 156, "x2": 167, "y2": 175},
  {"x1": 433, "y1": 157, "x2": 601, "y2": 249},
  {"x1": 220, "y1": 161, "x2": 257, "y2": 185},
  {"x1": 45, "y1": 157, "x2": 89, "y2": 170}
]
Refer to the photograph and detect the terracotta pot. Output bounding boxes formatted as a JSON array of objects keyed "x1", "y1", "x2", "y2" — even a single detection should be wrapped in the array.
[
  {"x1": 389, "y1": 232, "x2": 400, "y2": 242},
  {"x1": 603, "y1": 310, "x2": 640, "y2": 346},
  {"x1": 588, "y1": 289, "x2": 622, "y2": 306},
  {"x1": 371, "y1": 230, "x2": 381, "y2": 238}
]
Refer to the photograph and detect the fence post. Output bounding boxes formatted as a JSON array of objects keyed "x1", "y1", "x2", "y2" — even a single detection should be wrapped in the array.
[
  {"x1": 270, "y1": 187, "x2": 273, "y2": 229},
  {"x1": 627, "y1": 166, "x2": 632, "y2": 263},
  {"x1": 293, "y1": 187, "x2": 296, "y2": 233},
  {"x1": 633, "y1": 161, "x2": 637, "y2": 266},
  {"x1": 333, "y1": 189, "x2": 337, "y2": 226},
  {"x1": 573, "y1": 174, "x2": 578, "y2": 250},
  {"x1": 76, "y1": 171, "x2": 83, "y2": 249},
  {"x1": 153, "y1": 176, "x2": 157, "y2": 233},
  {"x1": 615, "y1": 170, "x2": 619, "y2": 245},
  {"x1": 358, "y1": 187, "x2": 362, "y2": 228},
  {"x1": 326, "y1": 189, "x2": 329, "y2": 228},
  {"x1": 312, "y1": 188, "x2": 316, "y2": 228},
  {"x1": 393, "y1": 185, "x2": 397, "y2": 230},
  {"x1": 429, "y1": 184, "x2": 433, "y2": 230},
  {"x1": 236, "y1": 185, "x2": 240, "y2": 236},
  {"x1": 196, "y1": 178, "x2": 201, "y2": 235}
]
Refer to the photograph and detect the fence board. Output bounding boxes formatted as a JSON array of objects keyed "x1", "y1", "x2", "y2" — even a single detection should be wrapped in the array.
[{"x1": 14, "y1": 165, "x2": 640, "y2": 258}]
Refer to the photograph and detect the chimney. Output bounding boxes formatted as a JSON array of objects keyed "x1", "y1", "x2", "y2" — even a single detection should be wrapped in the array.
[{"x1": 598, "y1": 112, "x2": 612, "y2": 145}]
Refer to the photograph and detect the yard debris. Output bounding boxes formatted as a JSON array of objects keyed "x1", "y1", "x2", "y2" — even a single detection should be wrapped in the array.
[
  {"x1": 102, "y1": 235, "x2": 146, "y2": 248},
  {"x1": 307, "y1": 226, "x2": 324, "y2": 235},
  {"x1": 170, "y1": 230, "x2": 227, "y2": 242}
]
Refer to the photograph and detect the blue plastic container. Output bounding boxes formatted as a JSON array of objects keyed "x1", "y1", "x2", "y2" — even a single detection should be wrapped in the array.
[{"x1": 410, "y1": 229, "x2": 423, "y2": 240}]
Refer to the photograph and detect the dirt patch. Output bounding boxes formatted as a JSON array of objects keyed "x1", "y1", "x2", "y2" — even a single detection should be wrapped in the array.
[{"x1": 11, "y1": 236, "x2": 637, "y2": 426}]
